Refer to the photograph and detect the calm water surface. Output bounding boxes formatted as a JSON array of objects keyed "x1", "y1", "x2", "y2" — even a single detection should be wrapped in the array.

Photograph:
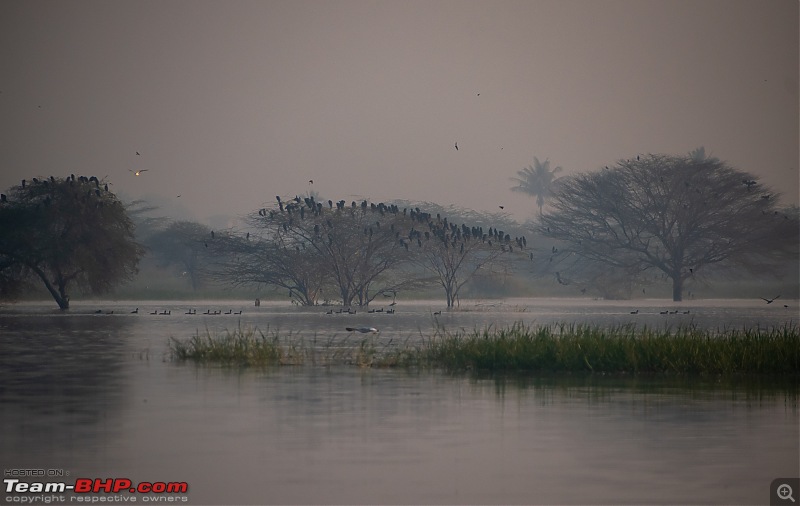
[{"x1": 1, "y1": 298, "x2": 797, "y2": 505}]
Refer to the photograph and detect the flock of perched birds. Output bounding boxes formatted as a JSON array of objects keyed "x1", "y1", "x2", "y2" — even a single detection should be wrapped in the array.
[
  {"x1": 1, "y1": 174, "x2": 113, "y2": 209},
  {"x1": 260, "y1": 194, "x2": 529, "y2": 256}
]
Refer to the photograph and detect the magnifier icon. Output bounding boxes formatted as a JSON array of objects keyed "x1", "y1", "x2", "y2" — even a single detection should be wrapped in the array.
[{"x1": 778, "y1": 484, "x2": 796, "y2": 503}]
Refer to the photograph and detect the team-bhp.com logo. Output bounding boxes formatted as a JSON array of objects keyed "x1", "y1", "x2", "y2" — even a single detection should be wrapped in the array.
[{"x1": 5, "y1": 477, "x2": 189, "y2": 502}]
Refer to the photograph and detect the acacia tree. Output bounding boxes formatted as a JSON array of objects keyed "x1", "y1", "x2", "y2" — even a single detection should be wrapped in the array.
[
  {"x1": 510, "y1": 157, "x2": 563, "y2": 216},
  {"x1": 210, "y1": 222, "x2": 332, "y2": 306},
  {"x1": 388, "y1": 200, "x2": 532, "y2": 306},
  {"x1": 215, "y1": 197, "x2": 422, "y2": 307},
  {"x1": 0, "y1": 175, "x2": 145, "y2": 309},
  {"x1": 212, "y1": 197, "x2": 527, "y2": 307},
  {"x1": 540, "y1": 154, "x2": 798, "y2": 301},
  {"x1": 416, "y1": 218, "x2": 522, "y2": 307}
]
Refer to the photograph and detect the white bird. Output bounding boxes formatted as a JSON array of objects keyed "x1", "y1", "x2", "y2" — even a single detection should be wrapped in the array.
[
  {"x1": 129, "y1": 169, "x2": 148, "y2": 176},
  {"x1": 346, "y1": 326, "x2": 379, "y2": 333}
]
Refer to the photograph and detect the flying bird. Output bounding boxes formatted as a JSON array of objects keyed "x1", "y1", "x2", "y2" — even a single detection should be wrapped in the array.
[
  {"x1": 129, "y1": 169, "x2": 148, "y2": 176},
  {"x1": 136, "y1": 151, "x2": 141, "y2": 156},
  {"x1": 454, "y1": 142, "x2": 458, "y2": 151},
  {"x1": 345, "y1": 326, "x2": 379, "y2": 333},
  {"x1": 760, "y1": 295, "x2": 781, "y2": 304}
]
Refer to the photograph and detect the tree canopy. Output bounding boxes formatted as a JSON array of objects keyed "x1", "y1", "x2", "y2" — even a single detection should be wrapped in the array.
[
  {"x1": 210, "y1": 196, "x2": 528, "y2": 307},
  {"x1": 540, "y1": 154, "x2": 798, "y2": 301},
  {"x1": 0, "y1": 175, "x2": 145, "y2": 309}
]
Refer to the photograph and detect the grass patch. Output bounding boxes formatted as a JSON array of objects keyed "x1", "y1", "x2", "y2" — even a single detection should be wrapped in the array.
[
  {"x1": 419, "y1": 323, "x2": 799, "y2": 375},
  {"x1": 169, "y1": 325, "x2": 385, "y2": 367},
  {"x1": 169, "y1": 322, "x2": 800, "y2": 375},
  {"x1": 170, "y1": 327, "x2": 286, "y2": 366}
]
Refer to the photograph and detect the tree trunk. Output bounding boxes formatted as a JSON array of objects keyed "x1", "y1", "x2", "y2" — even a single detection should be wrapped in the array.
[
  {"x1": 32, "y1": 267, "x2": 70, "y2": 309},
  {"x1": 44, "y1": 281, "x2": 69, "y2": 309},
  {"x1": 445, "y1": 284, "x2": 458, "y2": 308},
  {"x1": 672, "y1": 275, "x2": 683, "y2": 302}
]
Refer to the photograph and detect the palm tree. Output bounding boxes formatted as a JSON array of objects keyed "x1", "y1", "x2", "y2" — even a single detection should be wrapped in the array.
[
  {"x1": 688, "y1": 146, "x2": 719, "y2": 163},
  {"x1": 510, "y1": 157, "x2": 563, "y2": 216}
]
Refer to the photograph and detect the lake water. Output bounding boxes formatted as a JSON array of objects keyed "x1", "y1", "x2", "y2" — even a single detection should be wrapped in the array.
[{"x1": 1, "y1": 298, "x2": 798, "y2": 504}]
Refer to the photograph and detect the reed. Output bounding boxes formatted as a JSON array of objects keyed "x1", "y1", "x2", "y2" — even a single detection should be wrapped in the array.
[
  {"x1": 169, "y1": 326, "x2": 285, "y2": 366},
  {"x1": 417, "y1": 323, "x2": 800, "y2": 374},
  {"x1": 168, "y1": 322, "x2": 799, "y2": 375},
  {"x1": 169, "y1": 325, "x2": 387, "y2": 367}
]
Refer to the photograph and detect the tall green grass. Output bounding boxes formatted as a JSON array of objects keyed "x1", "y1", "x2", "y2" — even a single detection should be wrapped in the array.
[
  {"x1": 169, "y1": 322, "x2": 799, "y2": 375},
  {"x1": 418, "y1": 323, "x2": 799, "y2": 374}
]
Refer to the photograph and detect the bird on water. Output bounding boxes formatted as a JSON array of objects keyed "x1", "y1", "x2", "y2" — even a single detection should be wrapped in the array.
[{"x1": 346, "y1": 326, "x2": 379, "y2": 333}]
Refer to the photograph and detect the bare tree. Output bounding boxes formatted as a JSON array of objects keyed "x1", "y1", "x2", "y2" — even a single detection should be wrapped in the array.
[
  {"x1": 540, "y1": 154, "x2": 798, "y2": 301},
  {"x1": 415, "y1": 217, "x2": 522, "y2": 307},
  {"x1": 215, "y1": 197, "x2": 421, "y2": 307},
  {"x1": 210, "y1": 222, "x2": 331, "y2": 306},
  {"x1": 211, "y1": 197, "x2": 529, "y2": 307}
]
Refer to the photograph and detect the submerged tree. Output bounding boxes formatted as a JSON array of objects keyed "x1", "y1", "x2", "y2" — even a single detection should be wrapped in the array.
[
  {"x1": 212, "y1": 196, "x2": 528, "y2": 307},
  {"x1": 540, "y1": 154, "x2": 798, "y2": 301},
  {"x1": 213, "y1": 197, "x2": 421, "y2": 307},
  {"x1": 210, "y1": 221, "x2": 332, "y2": 306},
  {"x1": 510, "y1": 157, "x2": 563, "y2": 216},
  {"x1": 0, "y1": 175, "x2": 145, "y2": 309},
  {"x1": 415, "y1": 217, "x2": 520, "y2": 307}
]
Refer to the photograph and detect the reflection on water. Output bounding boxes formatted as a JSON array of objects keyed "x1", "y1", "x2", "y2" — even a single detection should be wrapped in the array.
[{"x1": 0, "y1": 300, "x2": 797, "y2": 505}]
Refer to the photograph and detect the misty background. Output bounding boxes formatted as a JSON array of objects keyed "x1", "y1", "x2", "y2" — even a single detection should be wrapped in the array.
[{"x1": 1, "y1": 0, "x2": 797, "y2": 230}]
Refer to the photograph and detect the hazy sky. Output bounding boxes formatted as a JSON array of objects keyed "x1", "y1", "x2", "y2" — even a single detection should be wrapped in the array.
[{"x1": 1, "y1": 0, "x2": 797, "y2": 225}]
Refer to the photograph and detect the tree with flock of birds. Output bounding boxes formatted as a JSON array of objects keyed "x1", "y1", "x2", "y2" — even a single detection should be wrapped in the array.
[
  {"x1": 0, "y1": 175, "x2": 144, "y2": 309},
  {"x1": 209, "y1": 195, "x2": 528, "y2": 307}
]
